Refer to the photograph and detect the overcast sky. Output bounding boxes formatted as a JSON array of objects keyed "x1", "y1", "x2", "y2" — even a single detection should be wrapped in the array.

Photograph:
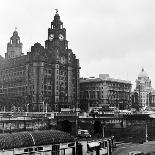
[{"x1": 0, "y1": 0, "x2": 155, "y2": 89}]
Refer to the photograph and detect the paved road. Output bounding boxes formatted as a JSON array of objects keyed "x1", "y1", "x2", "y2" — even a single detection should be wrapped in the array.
[{"x1": 112, "y1": 141, "x2": 155, "y2": 155}]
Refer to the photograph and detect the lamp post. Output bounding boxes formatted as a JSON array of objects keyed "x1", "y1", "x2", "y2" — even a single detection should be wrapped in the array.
[
  {"x1": 145, "y1": 122, "x2": 148, "y2": 142},
  {"x1": 26, "y1": 103, "x2": 29, "y2": 112},
  {"x1": 102, "y1": 122, "x2": 106, "y2": 138},
  {"x1": 45, "y1": 101, "x2": 48, "y2": 113},
  {"x1": 43, "y1": 100, "x2": 45, "y2": 113}
]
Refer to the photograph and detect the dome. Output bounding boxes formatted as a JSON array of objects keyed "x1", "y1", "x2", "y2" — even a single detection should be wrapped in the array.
[
  {"x1": 13, "y1": 30, "x2": 18, "y2": 36},
  {"x1": 13, "y1": 27, "x2": 18, "y2": 36},
  {"x1": 138, "y1": 68, "x2": 148, "y2": 78}
]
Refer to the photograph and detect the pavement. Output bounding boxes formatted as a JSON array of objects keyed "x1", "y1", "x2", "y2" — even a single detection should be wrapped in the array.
[{"x1": 112, "y1": 141, "x2": 155, "y2": 155}]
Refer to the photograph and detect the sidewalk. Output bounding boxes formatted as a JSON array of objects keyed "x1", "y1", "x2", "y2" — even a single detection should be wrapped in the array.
[{"x1": 112, "y1": 141, "x2": 155, "y2": 155}]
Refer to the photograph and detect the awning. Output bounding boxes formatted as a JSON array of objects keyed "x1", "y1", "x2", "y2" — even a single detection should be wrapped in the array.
[
  {"x1": 88, "y1": 142, "x2": 100, "y2": 148},
  {"x1": 149, "y1": 114, "x2": 155, "y2": 118}
]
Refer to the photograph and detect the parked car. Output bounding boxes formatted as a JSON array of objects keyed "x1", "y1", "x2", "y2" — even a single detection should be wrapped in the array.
[
  {"x1": 146, "y1": 152, "x2": 155, "y2": 155},
  {"x1": 78, "y1": 129, "x2": 91, "y2": 138},
  {"x1": 128, "y1": 151, "x2": 145, "y2": 155}
]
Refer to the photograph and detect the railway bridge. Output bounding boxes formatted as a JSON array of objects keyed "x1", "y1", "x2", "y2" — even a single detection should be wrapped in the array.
[
  {"x1": 54, "y1": 112, "x2": 153, "y2": 138},
  {"x1": 0, "y1": 112, "x2": 154, "y2": 142}
]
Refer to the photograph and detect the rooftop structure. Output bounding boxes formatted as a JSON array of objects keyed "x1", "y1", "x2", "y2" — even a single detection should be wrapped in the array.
[{"x1": 0, "y1": 130, "x2": 74, "y2": 150}]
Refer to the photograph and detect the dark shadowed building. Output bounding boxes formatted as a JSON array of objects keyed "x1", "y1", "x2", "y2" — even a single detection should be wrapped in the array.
[{"x1": 0, "y1": 12, "x2": 80, "y2": 112}]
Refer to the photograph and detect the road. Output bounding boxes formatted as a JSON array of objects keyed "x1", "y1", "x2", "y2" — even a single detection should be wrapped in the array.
[{"x1": 112, "y1": 141, "x2": 155, "y2": 155}]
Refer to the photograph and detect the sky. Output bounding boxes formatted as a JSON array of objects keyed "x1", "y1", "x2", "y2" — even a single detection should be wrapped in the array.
[{"x1": 0, "y1": 0, "x2": 155, "y2": 89}]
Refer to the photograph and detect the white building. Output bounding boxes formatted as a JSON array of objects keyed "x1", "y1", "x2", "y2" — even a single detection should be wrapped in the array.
[{"x1": 135, "y1": 68, "x2": 154, "y2": 110}]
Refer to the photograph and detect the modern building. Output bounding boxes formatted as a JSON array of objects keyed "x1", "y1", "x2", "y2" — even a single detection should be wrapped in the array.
[
  {"x1": 80, "y1": 74, "x2": 132, "y2": 111},
  {"x1": 0, "y1": 12, "x2": 80, "y2": 112},
  {"x1": 133, "y1": 68, "x2": 155, "y2": 110}
]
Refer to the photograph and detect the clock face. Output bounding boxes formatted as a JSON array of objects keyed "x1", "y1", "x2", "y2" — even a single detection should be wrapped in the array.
[
  {"x1": 49, "y1": 34, "x2": 54, "y2": 41},
  {"x1": 59, "y1": 34, "x2": 64, "y2": 41}
]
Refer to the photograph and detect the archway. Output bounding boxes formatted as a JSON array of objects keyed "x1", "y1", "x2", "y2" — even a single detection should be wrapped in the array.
[
  {"x1": 61, "y1": 120, "x2": 72, "y2": 133},
  {"x1": 94, "y1": 121, "x2": 102, "y2": 134}
]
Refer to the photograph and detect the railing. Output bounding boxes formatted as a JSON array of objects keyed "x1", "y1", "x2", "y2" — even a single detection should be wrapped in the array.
[
  {"x1": 0, "y1": 112, "x2": 55, "y2": 119},
  {"x1": 54, "y1": 112, "x2": 77, "y2": 117}
]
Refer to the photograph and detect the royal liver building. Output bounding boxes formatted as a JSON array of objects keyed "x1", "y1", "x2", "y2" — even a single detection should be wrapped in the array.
[{"x1": 0, "y1": 12, "x2": 80, "y2": 112}]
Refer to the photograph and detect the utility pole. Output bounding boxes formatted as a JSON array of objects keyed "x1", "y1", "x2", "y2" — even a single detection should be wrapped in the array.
[
  {"x1": 102, "y1": 123, "x2": 105, "y2": 138},
  {"x1": 145, "y1": 122, "x2": 148, "y2": 142},
  {"x1": 43, "y1": 100, "x2": 45, "y2": 113}
]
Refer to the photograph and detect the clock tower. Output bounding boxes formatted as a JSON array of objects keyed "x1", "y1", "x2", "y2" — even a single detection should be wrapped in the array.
[
  {"x1": 45, "y1": 11, "x2": 80, "y2": 111},
  {"x1": 45, "y1": 11, "x2": 68, "y2": 50}
]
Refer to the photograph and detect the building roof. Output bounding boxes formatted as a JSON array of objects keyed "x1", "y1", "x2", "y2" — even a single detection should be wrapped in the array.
[
  {"x1": 80, "y1": 78, "x2": 102, "y2": 83},
  {"x1": 0, "y1": 130, "x2": 75, "y2": 150},
  {"x1": 80, "y1": 77, "x2": 131, "y2": 84}
]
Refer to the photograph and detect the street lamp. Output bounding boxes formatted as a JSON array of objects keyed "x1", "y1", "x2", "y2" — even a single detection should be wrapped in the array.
[
  {"x1": 43, "y1": 100, "x2": 45, "y2": 113},
  {"x1": 101, "y1": 121, "x2": 106, "y2": 138},
  {"x1": 26, "y1": 103, "x2": 29, "y2": 112},
  {"x1": 145, "y1": 122, "x2": 148, "y2": 142},
  {"x1": 42, "y1": 97, "x2": 48, "y2": 113}
]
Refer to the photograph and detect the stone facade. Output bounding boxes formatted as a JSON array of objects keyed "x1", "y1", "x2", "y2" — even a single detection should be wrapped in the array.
[
  {"x1": 149, "y1": 91, "x2": 155, "y2": 107},
  {"x1": 0, "y1": 12, "x2": 80, "y2": 112},
  {"x1": 80, "y1": 74, "x2": 132, "y2": 111},
  {"x1": 134, "y1": 68, "x2": 154, "y2": 110},
  {"x1": 133, "y1": 68, "x2": 155, "y2": 110}
]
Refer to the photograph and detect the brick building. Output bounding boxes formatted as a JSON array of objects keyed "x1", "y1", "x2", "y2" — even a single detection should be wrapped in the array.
[
  {"x1": 0, "y1": 12, "x2": 80, "y2": 112},
  {"x1": 80, "y1": 74, "x2": 132, "y2": 111}
]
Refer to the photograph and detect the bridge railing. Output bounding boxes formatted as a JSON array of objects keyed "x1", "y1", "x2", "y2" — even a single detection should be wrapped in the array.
[
  {"x1": 0, "y1": 112, "x2": 55, "y2": 119},
  {"x1": 54, "y1": 112, "x2": 77, "y2": 117}
]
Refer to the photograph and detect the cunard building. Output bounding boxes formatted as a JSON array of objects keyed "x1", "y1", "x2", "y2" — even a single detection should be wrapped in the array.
[{"x1": 0, "y1": 12, "x2": 80, "y2": 112}]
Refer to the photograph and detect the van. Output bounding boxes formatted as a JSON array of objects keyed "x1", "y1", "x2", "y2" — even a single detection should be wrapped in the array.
[{"x1": 78, "y1": 129, "x2": 91, "y2": 138}]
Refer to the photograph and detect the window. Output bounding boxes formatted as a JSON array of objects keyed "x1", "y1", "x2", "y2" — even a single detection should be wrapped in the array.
[
  {"x1": 49, "y1": 70, "x2": 52, "y2": 74},
  {"x1": 52, "y1": 145, "x2": 60, "y2": 155},
  {"x1": 24, "y1": 147, "x2": 34, "y2": 153},
  {"x1": 35, "y1": 147, "x2": 43, "y2": 152}
]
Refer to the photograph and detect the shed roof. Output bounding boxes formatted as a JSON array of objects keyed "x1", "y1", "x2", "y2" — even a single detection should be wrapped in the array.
[{"x1": 0, "y1": 130, "x2": 75, "y2": 150}]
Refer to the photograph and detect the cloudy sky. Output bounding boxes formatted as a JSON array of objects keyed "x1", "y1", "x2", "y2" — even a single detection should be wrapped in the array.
[{"x1": 0, "y1": 0, "x2": 155, "y2": 89}]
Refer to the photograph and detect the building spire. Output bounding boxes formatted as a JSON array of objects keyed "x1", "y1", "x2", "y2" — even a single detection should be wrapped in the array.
[
  {"x1": 5, "y1": 29, "x2": 23, "y2": 59},
  {"x1": 55, "y1": 9, "x2": 58, "y2": 14},
  {"x1": 51, "y1": 9, "x2": 63, "y2": 30}
]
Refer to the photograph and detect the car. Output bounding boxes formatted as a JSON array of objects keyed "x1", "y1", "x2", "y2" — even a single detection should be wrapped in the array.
[
  {"x1": 128, "y1": 151, "x2": 145, "y2": 155},
  {"x1": 146, "y1": 151, "x2": 155, "y2": 155},
  {"x1": 78, "y1": 129, "x2": 91, "y2": 138}
]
